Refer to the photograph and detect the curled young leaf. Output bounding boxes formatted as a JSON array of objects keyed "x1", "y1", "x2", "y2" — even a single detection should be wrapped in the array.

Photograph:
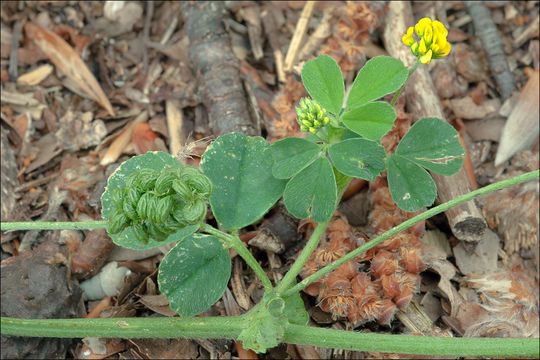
[
  {"x1": 108, "y1": 210, "x2": 128, "y2": 234},
  {"x1": 102, "y1": 151, "x2": 199, "y2": 250},
  {"x1": 155, "y1": 169, "x2": 178, "y2": 195},
  {"x1": 172, "y1": 179, "x2": 192, "y2": 200},
  {"x1": 136, "y1": 192, "x2": 152, "y2": 220},
  {"x1": 156, "y1": 196, "x2": 173, "y2": 224},
  {"x1": 122, "y1": 197, "x2": 138, "y2": 221}
]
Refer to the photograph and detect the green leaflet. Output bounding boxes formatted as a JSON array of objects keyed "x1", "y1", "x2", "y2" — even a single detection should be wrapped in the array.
[
  {"x1": 301, "y1": 54, "x2": 345, "y2": 115},
  {"x1": 328, "y1": 138, "x2": 386, "y2": 181},
  {"x1": 200, "y1": 133, "x2": 286, "y2": 230},
  {"x1": 341, "y1": 101, "x2": 396, "y2": 140},
  {"x1": 387, "y1": 118, "x2": 465, "y2": 212},
  {"x1": 387, "y1": 154, "x2": 437, "y2": 212},
  {"x1": 395, "y1": 117, "x2": 465, "y2": 175},
  {"x1": 346, "y1": 56, "x2": 408, "y2": 109},
  {"x1": 283, "y1": 156, "x2": 337, "y2": 222},
  {"x1": 270, "y1": 137, "x2": 321, "y2": 179},
  {"x1": 157, "y1": 234, "x2": 231, "y2": 317}
]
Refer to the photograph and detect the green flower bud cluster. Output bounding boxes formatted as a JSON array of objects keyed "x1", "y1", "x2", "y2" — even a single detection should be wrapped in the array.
[
  {"x1": 107, "y1": 166, "x2": 213, "y2": 243},
  {"x1": 296, "y1": 98, "x2": 330, "y2": 134}
]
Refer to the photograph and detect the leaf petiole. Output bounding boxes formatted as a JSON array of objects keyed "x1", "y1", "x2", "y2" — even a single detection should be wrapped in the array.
[
  {"x1": 200, "y1": 223, "x2": 273, "y2": 291},
  {"x1": 390, "y1": 58, "x2": 420, "y2": 106}
]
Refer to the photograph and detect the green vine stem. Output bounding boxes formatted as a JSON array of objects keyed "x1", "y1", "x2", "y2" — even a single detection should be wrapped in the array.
[
  {"x1": 1, "y1": 317, "x2": 537, "y2": 357},
  {"x1": 391, "y1": 59, "x2": 420, "y2": 106},
  {"x1": 284, "y1": 169, "x2": 539, "y2": 297},
  {"x1": 200, "y1": 223, "x2": 273, "y2": 291},
  {"x1": 284, "y1": 324, "x2": 539, "y2": 358},
  {"x1": 276, "y1": 220, "x2": 329, "y2": 294},
  {"x1": 1, "y1": 315, "x2": 245, "y2": 339},
  {"x1": 0, "y1": 220, "x2": 107, "y2": 231}
]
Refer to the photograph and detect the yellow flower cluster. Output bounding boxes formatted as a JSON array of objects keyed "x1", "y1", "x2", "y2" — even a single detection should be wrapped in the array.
[{"x1": 402, "y1": 18, "x2": 451, "y2": 64}]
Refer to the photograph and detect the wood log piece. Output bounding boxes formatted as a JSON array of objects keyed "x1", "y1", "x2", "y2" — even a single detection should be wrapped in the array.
[
  {"x1": 464, "y1": 1, "x2": 515, "y2": 101},
  {"x1": 382, "y1": 1, "x2": 486, "y2": 243},
  {"x1": 180, "y1": 1, "x2": 258, "y2": 136},
  {"x1": 0, "y1": 126, "x2": 18, "y2": 221}
]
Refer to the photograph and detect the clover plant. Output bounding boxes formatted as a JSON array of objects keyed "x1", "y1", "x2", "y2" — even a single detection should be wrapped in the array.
[{"x1": 1, "y1": 18, "x2": 538, "y2": 358}]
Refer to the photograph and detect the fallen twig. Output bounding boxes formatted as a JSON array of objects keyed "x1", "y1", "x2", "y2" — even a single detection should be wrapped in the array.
[{"x1": 464, "y1": 2, "x2": 515, "y2": 100}]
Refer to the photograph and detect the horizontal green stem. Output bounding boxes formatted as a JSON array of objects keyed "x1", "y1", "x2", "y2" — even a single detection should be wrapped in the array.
[
  {"x1": 200, "y1": 223, "x2": 273, "y2": 290},
  {"x1": 2, "y1": 317, "x2": 537, "y2": 357},
  {"x1": 0, "y1": 220, "x2": 108, "y2": 231},
  {"x1": 1, "y1": 316, "x2": 245, "y2": 339},
  {"x1": 284, "y1": 169, "x2": 539, "y2": 297},
  {"x1": 284, "y1": 324, "x2": 539, "y2": 357}
]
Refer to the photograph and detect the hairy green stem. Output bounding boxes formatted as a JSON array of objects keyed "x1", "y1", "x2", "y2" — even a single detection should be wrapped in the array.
[
  {"x1": 200, "y1": 223, "x2": 273, "y2": 290},
  {"x1": 284, "y1": 324, "x2": 539, "y2": 357},
  {"x1": 284, "y1": 169, "x2": 539, "y2": 297},
  {"x1": 2, "y1": 317, "x2": 537, "y2": 357},
  {"x1": 1, "y1": 316, "x2": 245, "y2": 339},
  {"x1": 276, "y1": 221, "x2": 328, "y2": 294},
  {"x1": 391, "y1": 59, "x2": 420, "y2": 106},
  {"x1": 0, "y1": 220, "x2": 107, "y2": 231}
]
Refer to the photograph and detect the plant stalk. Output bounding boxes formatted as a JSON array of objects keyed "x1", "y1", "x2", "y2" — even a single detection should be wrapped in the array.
[
  {"x1": 0, "y1": 220, "x2": 108, "y2": 231},
  {"x1": 1, "y1": 316, "x2": 245, "y2": 339},
  {"x1": 276, "y1": 220, "x2": 328, "y2": 294},
  {"x1": 284, "y1": 169, "x2": 539, "y2": 297},
  {"x1": 391, "y1": 58, "x2": 420, "y2": 106},
  {"x1": 284, "y1": 324, "x2": 539, "y2": 357},
  {"x1": 2, "y1": 317, "x2": 537, "y2": 357},
  {"x1": 201, "y1": 223, "x2": 273, "y2": 290}
]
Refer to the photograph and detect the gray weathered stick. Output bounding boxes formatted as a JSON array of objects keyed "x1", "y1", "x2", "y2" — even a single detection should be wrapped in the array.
[
  {"x1": 180, "y1": 2, "x2": 258, "y2": 136},
  {"x1": 464, "y1": 1, "x2": 515, "y2": 101}
]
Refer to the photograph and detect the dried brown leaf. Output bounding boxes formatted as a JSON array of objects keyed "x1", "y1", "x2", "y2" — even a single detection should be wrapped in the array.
[{"x1": 24, "y1": 23, "x2": 114, "y2": 116}]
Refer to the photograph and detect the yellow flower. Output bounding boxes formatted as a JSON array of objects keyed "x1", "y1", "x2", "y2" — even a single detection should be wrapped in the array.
[
  {"x1": 402, "y1": 27, "x2": 415, "y2": 46},
  {"x1": 432, "y1": 20, "x2": 448, "y2": 38},
  {"x1": 423, "y1": 25, "x2": 433, "y2": 46},
  {"x1": 411, "y1": 42, "x2": 419, "y2": 55},
  {"x1": 401, "y1": 18, "x2": 451, "y2": 64},
  {"x1": 420, "y1": 50, "x2": 433, "y2": 64},
  {"x1": 414, "y1": 18, "x2": 432, "y2": 37},
  {"x1": 418, "y1": 38, "x2": 427, "y2": 54},
  {"x1": 431, "y1": 31, "x2": 451, "y2": 59}
]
